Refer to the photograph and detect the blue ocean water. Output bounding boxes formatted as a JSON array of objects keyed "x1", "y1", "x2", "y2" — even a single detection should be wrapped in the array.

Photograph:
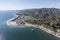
[{"x1": 0, "y1": 10, "x2": 60, "y2": 40}]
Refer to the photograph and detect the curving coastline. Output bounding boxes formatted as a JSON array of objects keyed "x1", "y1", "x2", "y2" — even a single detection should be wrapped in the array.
[
  {"x1": 7, "y1": 15, "x2": 31, "y2": 27},
  {"x1": 7, "y1": 15, "x2": 18, "y2": 26},
  {"x1": 7, "y1": 15, "x2": 60, "y2": 39}
]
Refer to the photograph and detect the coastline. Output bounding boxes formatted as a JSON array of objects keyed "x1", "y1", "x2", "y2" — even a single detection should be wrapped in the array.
[
  {"x1": 7, "y1": 15, "x2": 31, "y2": 27},
  {"x1": 7, "y1": 15, "x2": 60, "y2": 39},
  {"x1": 7, "y1": 15, "x2": 18, "y2": 26},
  {"x1": 24, "y1": 22, "x2": 60, "y2": 38}
]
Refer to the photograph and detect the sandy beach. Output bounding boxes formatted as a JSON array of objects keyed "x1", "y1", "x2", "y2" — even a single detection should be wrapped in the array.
[
  {"x1": 7, "y1": 15, "x2": 31, "y2": 27},
  {"x1": 7, "y1": 15, "x2": 60, "y2": 39},
  {"x1": 24, "y1": 22, "x2": 60, "y2": 38}
]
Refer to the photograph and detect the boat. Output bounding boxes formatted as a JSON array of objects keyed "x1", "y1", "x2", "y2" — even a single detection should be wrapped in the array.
[{"x1": 31, "y1": 29, "x2": 35, "y2": 32}]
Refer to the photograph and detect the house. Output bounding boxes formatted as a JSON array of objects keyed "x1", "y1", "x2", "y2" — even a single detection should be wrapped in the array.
[{"x1": 16, "y1": 20, "x2": 25, "y2": 25}]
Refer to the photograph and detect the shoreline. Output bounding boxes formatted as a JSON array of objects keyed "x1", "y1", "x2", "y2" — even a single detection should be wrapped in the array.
[
  {"x1": 7, "y1": 15, "x2": 18, "y2": 26},
  {"x1": 24, "y1": 22, "x2": 60, "y2": 38},
  {"x1": 7, "y1": 15, "x2": 31, "y2": 27},
  {"x1": 7, "y1": 15, "x2": 60, "y2": 39}
]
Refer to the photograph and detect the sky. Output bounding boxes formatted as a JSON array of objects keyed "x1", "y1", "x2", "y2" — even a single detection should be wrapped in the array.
[{"x1": 0, "y1": 0, "x2": 60, "y2": 10}]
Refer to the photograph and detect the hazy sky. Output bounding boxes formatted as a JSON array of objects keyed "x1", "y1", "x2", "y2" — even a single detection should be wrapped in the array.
[{"x1": 0, "y1": 0, "x2": 60, "y2": 10}]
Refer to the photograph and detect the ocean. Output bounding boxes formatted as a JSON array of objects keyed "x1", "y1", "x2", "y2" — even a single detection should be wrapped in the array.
[{"x1": 0, "y1": 10, "x2": 60, "y2": 40}]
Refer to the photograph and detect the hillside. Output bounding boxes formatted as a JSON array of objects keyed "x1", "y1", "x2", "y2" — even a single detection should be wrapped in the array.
[{"x1": 16, "y1": 8, "x2": 60, "y2": 32}]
